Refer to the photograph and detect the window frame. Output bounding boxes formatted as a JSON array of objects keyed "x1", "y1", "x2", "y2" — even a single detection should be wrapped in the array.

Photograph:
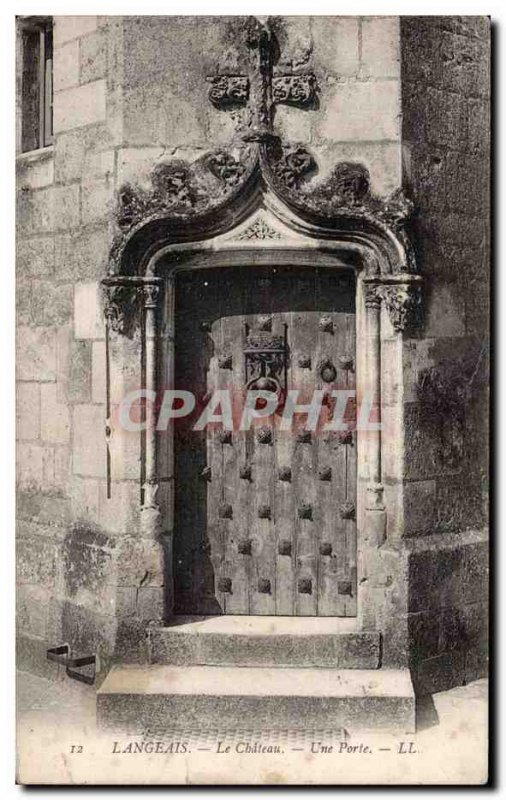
[{"x1": 17, "y1": 16, "x2": 53, "y2": 154}]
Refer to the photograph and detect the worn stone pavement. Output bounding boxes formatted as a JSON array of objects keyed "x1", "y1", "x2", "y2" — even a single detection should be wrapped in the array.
[{"x1": 16, "y1": 670, "x2": 488, "y2": 785}]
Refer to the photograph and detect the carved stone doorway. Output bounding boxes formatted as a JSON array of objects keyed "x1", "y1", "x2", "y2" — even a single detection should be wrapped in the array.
[{"x1": 173, "y1": 263, "x2": 357, "y2": 616}]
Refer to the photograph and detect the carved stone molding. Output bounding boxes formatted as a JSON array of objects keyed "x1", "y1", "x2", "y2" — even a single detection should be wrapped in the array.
[
  {"x1": 103, "y1": 277, "x2": 163, "y2": 337},
  {"x1": 381, "y1": 283, "x2": 422, "y2": 332},
  {"x1": 206, "y1": 75, "x2": 249, "y2": 108},
  {"x1": 105, "y1": 15, "x2": 418, "y2": 311},
  {"x1": 363, "y1": 279, "x2": 422, "y2": 332},
  {"x1": 267, "y1": 142, "x2": 317, "y2": 189},
  {"x1": 363, "y1": 284, "x2": 383, "y2": 310},
  {"x1": 272, "y1": 74, "x2": 318, "y2": 107},
  {"x1": 238, "y1": 218, "x2": 281, "y2": 240},
  {"x1": 103, "y1": 283, "x2": 138, "y2": 336}
]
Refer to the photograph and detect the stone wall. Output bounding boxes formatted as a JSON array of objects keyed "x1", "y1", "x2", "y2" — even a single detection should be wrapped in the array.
[
  {"x1": 16, "y1": 16, "x2": 489, "y2": 690},
  {"x1": 16, "y1": 16, "x2": 154, "y2": 678},
  {"x1": 17, "y1": 15, "x2": 406, "y2": 679},
  {"x1": 399, "y1": 16, "x2": 490, "y2": 692}
]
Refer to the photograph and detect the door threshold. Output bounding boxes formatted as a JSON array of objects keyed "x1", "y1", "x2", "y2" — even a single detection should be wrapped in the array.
[{"x1": 164, "y1": 615, "x2": 364, "y2": 635}]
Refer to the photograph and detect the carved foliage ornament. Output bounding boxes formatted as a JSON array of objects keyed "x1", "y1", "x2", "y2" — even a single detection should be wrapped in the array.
[
  {"x1": 363, "y1": 282, "x2": 422, "y2": 332},
  {"x1": 238, "y1": 218, "x2": 281, "y2": 240},
  {"x1": 382, "y1": 284, "x2": 422, "y2": 332},
  {"x1": 103, "y1": 283, "x2": 138, "y2": 336},
  {"x1": 106, "y1": 15, "x2": 417, "y2": 309},
  {"x1": 103, "y1": 280, "x2": 162, "y2": 336},
  {"x1": 207, "y1": 76, "x2": 249, "y2": 108},
  {"x1": 207, "y1": 74, "x2": 318, "y2": 110}
]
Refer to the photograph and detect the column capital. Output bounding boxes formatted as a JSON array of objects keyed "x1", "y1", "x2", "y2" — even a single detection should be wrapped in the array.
[
  {"x1": 102, "y1": 276, "x2": 164, "y2": 335},
  {"x1": 362, "y1": 276, "x2": 422, "y2": 332}
]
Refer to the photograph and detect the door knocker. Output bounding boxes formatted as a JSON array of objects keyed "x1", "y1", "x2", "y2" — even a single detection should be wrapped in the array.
[
  {"x1": 318, "y1": 358, "x2": 337, "y2": 384},
  {"x1": 243, "y1": 323, "x2": 289, "y2": 408}
]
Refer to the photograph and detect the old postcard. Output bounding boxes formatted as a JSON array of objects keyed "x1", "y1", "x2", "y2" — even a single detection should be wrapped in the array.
[{"x1": 16, "y1": 13, "x2": 490, "y2": 786}]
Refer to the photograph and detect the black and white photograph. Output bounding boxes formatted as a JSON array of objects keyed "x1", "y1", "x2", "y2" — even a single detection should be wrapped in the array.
[{"x1": 12, "y1": 8, "x2": 491, "y2": 787}]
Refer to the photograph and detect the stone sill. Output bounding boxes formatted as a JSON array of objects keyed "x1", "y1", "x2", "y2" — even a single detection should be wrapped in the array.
[{"x1": 16, "y1": 145, "x2": 54, "y2": 166}]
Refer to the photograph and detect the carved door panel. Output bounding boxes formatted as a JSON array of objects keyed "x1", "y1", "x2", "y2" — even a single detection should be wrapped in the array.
[{"x1": 174, "y1": 265, "x2": 356, "y2": 616}]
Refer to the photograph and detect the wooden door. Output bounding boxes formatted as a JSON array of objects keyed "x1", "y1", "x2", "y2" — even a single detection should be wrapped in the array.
[{"x1": 173, "y1": 265, "x2": 356, "y2": 616}]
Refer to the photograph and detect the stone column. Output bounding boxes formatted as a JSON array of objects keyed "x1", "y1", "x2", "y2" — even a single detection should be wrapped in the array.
[
  {"x1": 139, "y1": 279, "x2": 164, "y2": 538},
  {"x1": 161, "y1": 274, "x2": 176, "y2": 614},
  {"x1": 363, "y1": 283, "x2": 386, "y2": 548}
]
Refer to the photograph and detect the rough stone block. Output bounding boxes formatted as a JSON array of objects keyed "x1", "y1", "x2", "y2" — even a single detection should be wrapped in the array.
[
  {"x1": 115, "y1": 536, "x2": 164, "y2": 588},
  {"x1": 424, "y1": 86, "x2": 468, "y2": 150},
  {"x1": 98, "y1": 480, "x2": 140, "y2": 535},
  {"x1": 436, "y1": 29, "x2": 490, "y2": 98},
  {"x1": 74, "y1": 282, "x2": 105, "y2": 340},
  {"x1": 61, "y1": 600, "x2": 117, "y2": 677},
  {"x1": 70, "y1": 476, "x2": 100, "y2": 526},
  {"x1": 116, "y1": 147, "x2": 171, "y2": 188},
  {"x1": 54, "y1": 224, "x2": 111, "y2": 281},
  {"x1": 17, "y1": 443, "x2": 56, "y2": 492},
  {"x1": 275, "y1": 17, "x2": 312, "y2": 72},
  {"x1": 305, "y1": 141, "x2": 402, "y2": 198},
  {"x1": 361, "y1": 17, "x2": 400, "y2": 78},
  {"x1": 425, "y1": 283, "x2": 466, "y2": 337},
  {"x1": 16, "y1": 281, "x2": 32, "y2": 326},
  {"x1": 54, "y1": 125, "x2": 114, "y2": 184},
  {"x1": 402, "y1": 339, "x2": 436, "y2": 404},
  {"x1": 17, "y1": 187, "x2": 54, "y2": 235},
  {"x1": 97, "y1": 666, "x2": 415, "y2": 733},
  {"x1": 149, "y1": 622, "x2": 381, "y2": 669},
  {"x1": 403, "y1": 402, "x2": 452, "y2": 481},
  {"x1": 16, "y1": 634, "x2": 62, "y2": 682},
  {"x1": 17, "y1": 489, "x2": 71, "y2": 529},
  {"x1": 316, "y1": 80, "x2": 400, "y2": 142},
  {"x1": 437, "y1": 16, "x2": 490, "y2": 40},
  {"x1": 122, "y1": 85, "x2": 208, "y2": 147},
  {"x1": 311, "y1": 16, "x2": 359, "y2": 76},
  {"x1": 17, "y1": 153, "x2": 54, "y2": 190},
  {"x1": 408, "y1": 545, "x2": 461, "y2": 613},
  {"x1": 17, "y1": 534, "x2": 58, "y2": 589},
  {"x1": 57, "y1": 329, "x2": 92, "y2": 404},
  {"x1": 411, "y1": 650, "x2": 466, "y2": 695},
  {"x1": 407, "y1": 535, "x2": 488, "y2": 616},
  {"x1": 52, "y1": 184, "x2": 81, "y2": 231},
  {"x1": 136, "y1": 586, "x2": 165, "y2": 622},
  {"x1": 79, "y1": 30, "x2": 107, "y2": 83},
  {"x1": 406, "y1": 144, "x2": 446, "y2": 213},
  {"x1": 17, "y1": 235, "x2": 55, "y2": 277},
  {"x1": 54, "y1": 447, "x2": 71, "y2": 492},
  {"x1": 466, "y1": 97, "x2": 490, "y2": 156},
  {"x1": 115, "y1": 587, "x2": 138, "y2": 618},
  {"x1": 61, "y1": 525, "x2": 116, "y2": 613},
  {"x1": 106, "y1": 417, "x2": 141, "y2": 481},
  {"x1": 407, "y1": 610, "x2": 440, "y2": 662},
  {"x1": 17, "y1": 585, "x2": 51, "y2": 638},
  {"x1": 81, "y1": 176, "x2": 114, "y2": 224},
  {"x1": 91, "y1": 340, "x2": 106, "y2": 403},
  {"x1": 73, "y1": 404, "x2": 107, "y2": 477},
  {"x1": 435, "y1": 476, "x2": 485, "y2": 533},
  {"x1": 17, "y1": 382, "x2": 40, "y2": 441},
  {"x1": 445, "y1": 151, "x2": 489, "y2": 215},
  {"x1": 53, "y1": 40, "x2": 80, "y2": 92},
  {"x1": 28, "y1": 280, "x2": 74, "y2": 326},
  {"x1": 53, "y1": 80, "x2": 106, "y2": 133},
  {"x1": 403, "y1": 479, "x2": 437, "y2": 536},
  {"x1": 54, "y1": 16, "x2": 98, "y2": 47},
  {"x1": 17, "y1": 327, "x2": 57, "y2": 382},
  {"x1": 40, "y1": 383, "x2": 71, "y2": 444}
]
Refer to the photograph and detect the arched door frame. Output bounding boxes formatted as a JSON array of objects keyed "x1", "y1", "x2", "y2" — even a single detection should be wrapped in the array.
[{"x1": 103, "y1": 184, "x2": 421, "y2": 630}]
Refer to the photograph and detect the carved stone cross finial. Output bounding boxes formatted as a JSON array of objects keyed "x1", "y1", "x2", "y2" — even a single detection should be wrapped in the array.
[{"x1": 206, "y1": 17, "x2": 318, "y2": 142}]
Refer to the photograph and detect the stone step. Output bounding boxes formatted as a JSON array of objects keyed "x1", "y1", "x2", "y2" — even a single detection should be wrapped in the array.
[
  {"x1": 148, "y1": 616, "x2": 381, "y2": 668},
  {"x1": 97, "y1": 665, "x2": 415, "y2": 733}
]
